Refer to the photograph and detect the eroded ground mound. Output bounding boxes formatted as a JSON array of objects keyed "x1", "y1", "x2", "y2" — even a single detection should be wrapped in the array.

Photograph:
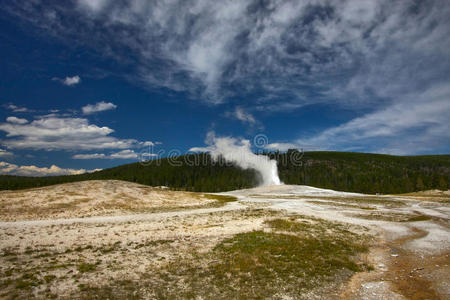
[{"x1": 0, "y1": 180, "x2": 233, "y2": 221}]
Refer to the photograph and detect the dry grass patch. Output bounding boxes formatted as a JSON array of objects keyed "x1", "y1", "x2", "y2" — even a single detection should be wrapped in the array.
[
  {"x1": 107, "y1": 217, "x2": 372, "y2": 299},
  {"x1": 3, "y1": 213, "x2": 373, "y2": 299},
  {"x1": 249, "y1": 194, "x2": 406, "y2": 208},
  {"x1": 306, "y1": 200, "x2": 376, "y2": 210},
  {"x1": 350, "y1": 212, "x2": 432, "y2": 222}
]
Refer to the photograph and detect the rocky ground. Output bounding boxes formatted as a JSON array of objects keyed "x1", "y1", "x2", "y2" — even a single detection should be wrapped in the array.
[{"x1": 0, "y1": 180, "x2": 448, "y2": 299}]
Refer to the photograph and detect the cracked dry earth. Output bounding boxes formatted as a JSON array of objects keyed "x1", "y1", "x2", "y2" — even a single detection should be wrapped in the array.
[{"x1": 0, "y1": 180, "x2": 449, "y2": 299}]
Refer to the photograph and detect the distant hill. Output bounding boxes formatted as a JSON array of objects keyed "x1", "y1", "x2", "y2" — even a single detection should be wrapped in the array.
[
  {"x1": 0, "y1": 152, "x2": 449, "y2": 194},
  {"x1": 275, "y1": 151, "x2": 449, "y2": 194}
]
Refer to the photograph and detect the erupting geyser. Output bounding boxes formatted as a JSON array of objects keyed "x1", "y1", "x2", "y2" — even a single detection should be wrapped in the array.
[
  {"x1": 270, "y1": 160, "x2": 281, "y2": 185},
  {"x1": 190, "y1": 132, "x2": 282, "y2": 186}
]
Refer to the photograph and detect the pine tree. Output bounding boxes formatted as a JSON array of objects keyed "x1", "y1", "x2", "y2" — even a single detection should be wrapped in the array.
[{"x1": 416, "y1": 177, "x2": 425, "y2": 191}]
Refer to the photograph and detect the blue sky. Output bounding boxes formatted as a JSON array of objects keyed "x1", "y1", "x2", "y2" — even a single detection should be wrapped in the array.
[{"x1": 0, "y1": 0, "x2": 449, "y2": 176}]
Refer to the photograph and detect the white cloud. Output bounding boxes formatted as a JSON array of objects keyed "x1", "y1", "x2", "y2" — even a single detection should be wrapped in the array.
[
  {"x1": 227, "y1": 107, "x2": 256, "y2": 125},
  {"x1": 72, "y1": 153, "x2": 106, "y2": 159},
  {"x1": 0, "y1": 116, "x2": 146, "y2": 151},
  {"x1": 264, "y1": 143, "x2": 300, "y2": 152},
  {"x1": 6, "y1": 116, "x2": 28, "y2": 124},
  {"x1": 4, "y1": 1, "x2": 450, "y2": 153},
  {"x1": 0, "y1": 149, "x2": 13, "y2": 157},
  {"x1": 109, "y1": 149, "x2": 138, "y2": 159},
  {"x1": 53, "y1": 75, "x2": 81, "y2": 86},
  {"x1": 6, "y1": 1, "x2": 450, "y2": 107},
  {"x1": 63, "y1": 75, "x2": 81, "y2": 86},
  {"x1": 77, "y1": 0, "x2": 109, "y2": 12},
  {"x1": 82, "y1": 101, "x2": 117, "y2": 115},
  {"x1": 72, "y1": 149, "x2": 138, "y2": 159},
  {"x1": 4, "y1": 104, "x2": 29, "y2": 113},
  {"x1": 296, "y1": 85, "x2": 450, "y2": 155},
  {"x1": 0, "y1": 161, "x2": 99, "y2": 177}
]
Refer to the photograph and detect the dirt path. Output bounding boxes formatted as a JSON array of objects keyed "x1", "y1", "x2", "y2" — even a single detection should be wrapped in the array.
[
  {"x1": 341, "y1": 223, "x2": 449, "y2": 300},
  {"x1": 0, "y1": 201, "x2": 245, "y2": 228},
  {"x1": 387, "y1": 227, "x2": 445, "y2": 299}
]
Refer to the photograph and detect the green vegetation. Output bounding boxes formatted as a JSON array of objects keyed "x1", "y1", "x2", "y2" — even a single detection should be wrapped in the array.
[
  {"x1": 43, "y1": 274, "x2": 56, "y2": 283},
  {"x1": 14, "y1": 273, "x2": 40, "y2": 290},
  {"x1": 404, "y1": 215, "x2": 432, "y2": 222},
  {"x1": 306, "y1": 200, "x2": 376, "y2": 210},
  {"x1": 141, "y1": 217, "x2": 371, "y2": 299},
  {"x1": 77, "y1": 280, "x2": 140, "y2": 300},
  {"x1": 203, "y1": 194, "x2": 237, "y2": 204},
  {"x1": 0, "y1": 152, "x2": 448, "y2": 194},
  {"x1": 0, "y1": 213, "x2": 371, "y2": 299},
  {"x1": 351, "y1": 212, "x2": 432, "y2": 222},
  {"x1": 77, "y1": 262, "x2": 97, "y2": 273},
  {"x1": 74, "y1": 217, "x2": 371, "y2": 299},
  {"x1": 251, "y1": 194, "x2": 406, "y2": 207},
  {"x1": 134, "y1": 239, "x2": 174, "y2": 249},
  {"x1": 276, "y1": 151, "x2": 449, "y2": 194}
]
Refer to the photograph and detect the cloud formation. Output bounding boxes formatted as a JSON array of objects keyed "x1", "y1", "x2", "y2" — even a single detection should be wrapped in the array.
[
  {"x1": 6, "y1": 116, "x2": 28, "y2": 124},
  {"x1": 5, "y1": 1, "x2": 448, "y2": 104},
  {"x1": 0, "y1": 116, "x2": 146, "y2": 151},
  {"x1": 82, "y1": 101, "x2": 117, "y2": 115},
  {"x1": 3, "y1": 1, "x2": 450, "y2": 153},
  {"x1": 264, "y1": 143, "x2": 301, "y2": 152},
  {"x1": 72, "y1": 149, "x2": 138, "y2": 160},
  {"x1": 0, "y1": 161, "x2": 99, "y2": 176},
  {"x1": 109, "y1": 149, "x2": 138, "y2": 159},
  {"x1": 4, "y1": 104, "x2": 29, "y2": 113},
  {"x1": 53, "y1": 75, "x2": 81, "y2": 86},
  {"x1": 0, "y1": 149, "x2": 13, "y2": 157},
  {"x1": 296, "y1": 85, "x2": 450, "y2": 155},
  {"x1": 72, "y1": 153, "x2": 106, "y2": 159},
  {"x1": 227, "y1": 107, "x2": 256, "y2": 125}
]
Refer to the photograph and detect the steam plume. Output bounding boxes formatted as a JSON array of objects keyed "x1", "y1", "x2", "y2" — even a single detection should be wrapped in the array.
[{"x1": 190, "y1": 132, "x2": 281, "y2": 186}]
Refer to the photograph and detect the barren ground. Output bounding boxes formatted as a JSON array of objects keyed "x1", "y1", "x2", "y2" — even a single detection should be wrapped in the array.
[{"x1": 0, "y1": 180, "x2": 449, "y2": 299}]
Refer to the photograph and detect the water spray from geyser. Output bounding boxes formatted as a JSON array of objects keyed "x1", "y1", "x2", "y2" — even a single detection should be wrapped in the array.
[{"x1": 190, "y1": 132, "x2": 281, "y2": 186}]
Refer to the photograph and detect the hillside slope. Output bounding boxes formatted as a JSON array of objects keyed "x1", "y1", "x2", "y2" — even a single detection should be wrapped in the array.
[{"x1": 0, "y1": 152, "x2": 449, "y2": 194}]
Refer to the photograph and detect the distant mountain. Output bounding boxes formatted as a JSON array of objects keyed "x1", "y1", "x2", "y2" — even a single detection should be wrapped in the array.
[{"x1": 1, "y1": 152, "x2": 449, "y2": 194}]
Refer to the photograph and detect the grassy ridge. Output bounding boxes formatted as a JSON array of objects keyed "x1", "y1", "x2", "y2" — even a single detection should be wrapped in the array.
[{"x1": 0, "y1": 152, "x2": 448, "y2": 194}]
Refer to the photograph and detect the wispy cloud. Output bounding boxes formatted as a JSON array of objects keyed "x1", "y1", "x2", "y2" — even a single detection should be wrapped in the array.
[
  {"x1": 73, "y1": 149, "x2": 138, "y2": 160},
  {"x1": 226, "y1": 107, "x2": 257, "y2": 125},
  {"x1": 295, "y1": 85, "x2": 450, "y2": 154},
  {"x1": 6, "y1": 0, "x2": 448, "y2": 106},
  {"x1": 0, "y1": 161, "x2": 99, "y2": 176},
  {"x1": 4, "y1": 104, "x2": 30, "y2": 113},
  {"x1": 82, "y1": 101, "x2": 117, "y2": 115},
  {"x1": 3, "y1": 1, "x2": 450, "y2": 153},
  {"x1": 72, "y1": 153, "x2": 106, "y2": 159},
  {"x1": 52, "y1": 75, "x2": 81, "y2": 86},
  {"x1": 0, "y1": 149, "x2": 13, "y2": 158},
  {"x1": 109, "y1": 149, "x2": 138, "y2": 159},
  {"x1": 264, "y1": 143, "x2": 301, "y2": 152}
]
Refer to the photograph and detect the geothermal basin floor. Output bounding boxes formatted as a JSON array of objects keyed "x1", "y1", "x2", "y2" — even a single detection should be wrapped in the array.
[{"x1": 0, "y1": 180, "x2": 449, "y2": 299}]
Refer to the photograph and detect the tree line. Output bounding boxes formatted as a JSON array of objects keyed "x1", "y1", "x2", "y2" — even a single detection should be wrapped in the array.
[{"x1": 0, "y1": 151, "x2": 448, "y2": 194}]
